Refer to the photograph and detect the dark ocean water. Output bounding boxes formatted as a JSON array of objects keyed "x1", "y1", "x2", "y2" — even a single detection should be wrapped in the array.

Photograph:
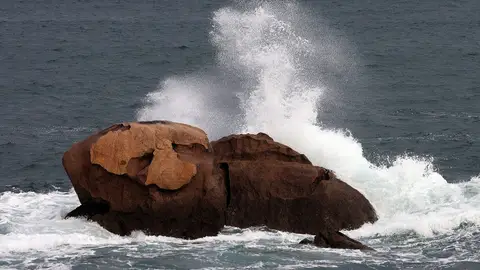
[{"x1": 1, "y1": 0, "x2": 480, "y2": 269}]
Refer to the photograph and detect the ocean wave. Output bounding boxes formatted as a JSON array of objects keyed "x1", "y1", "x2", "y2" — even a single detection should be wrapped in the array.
[{"x1": 136, "y1": 1, "x2": 480, "y2": 238}]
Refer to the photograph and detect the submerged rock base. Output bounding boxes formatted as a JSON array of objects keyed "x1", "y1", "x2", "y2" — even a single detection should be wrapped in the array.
[{"x1": 299, "y1": 232, "x2": 374, "y2": 250}]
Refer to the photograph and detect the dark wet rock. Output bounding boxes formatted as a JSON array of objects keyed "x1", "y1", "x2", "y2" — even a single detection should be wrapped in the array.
[
  {"x1": 65, "y1": 199, "x2": 109, "y2": 219},
  {"x1": 314, "y1": 231, "x2": 374, "y2": 250},
  {"x1": 299, "y1": 238, "x2": 315, "y2": 245},
  {"x1": 299, "y1": 232, "x2": 373, "y2": 251}
]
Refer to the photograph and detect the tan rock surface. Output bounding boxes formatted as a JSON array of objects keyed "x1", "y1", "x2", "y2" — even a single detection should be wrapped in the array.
[{"x1": 90, "y1": 121, "x2": 209, "y2": 190}]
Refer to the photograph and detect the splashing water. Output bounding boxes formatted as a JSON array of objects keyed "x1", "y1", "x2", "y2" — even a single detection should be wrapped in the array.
[
  {"x1": 137, "y1": 2, "x2": 480, "y2": 239},
  {"x1": 1, "y1": 1, "x2": 479, "y2": 268}
]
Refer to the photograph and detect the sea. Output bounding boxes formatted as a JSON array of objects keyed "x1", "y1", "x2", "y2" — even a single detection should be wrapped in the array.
[{"x1": 1, "y1": 0, "x2": 479, "y2": 269}]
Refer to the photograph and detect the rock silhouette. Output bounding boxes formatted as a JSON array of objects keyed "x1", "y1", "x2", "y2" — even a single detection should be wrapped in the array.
[{"x1": 63, "y1": 121, "x2": 377, "y2": 250}]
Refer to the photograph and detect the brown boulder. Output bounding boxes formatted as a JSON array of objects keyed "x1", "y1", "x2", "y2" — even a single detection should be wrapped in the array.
[
  {"x1": 299, "y1": 231, "x2": 373, "y2": 250},
  {"x1": 63, "y1": 122, "x2": 377, "y2": 250},
  {"x1": 63, "y1": 121, "x2": 226, "y2": 238},
  {"x1": 211, "y1": 133, "x2": 377, "y2": 233},
  {"x1": 211, "y1": 133, "x2": 377, "y2": 249}
]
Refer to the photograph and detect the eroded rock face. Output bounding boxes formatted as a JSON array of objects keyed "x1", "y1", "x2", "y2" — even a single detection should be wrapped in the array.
[
  {"x1": 63, "y1": 121, "x2": 226, "y2": 238},
  {"x1": 90, "y1": 121, "x2": 209, "y2": 190},
  {"x1": 211, "y1": 133, "x2": 377, "y2": 236}
]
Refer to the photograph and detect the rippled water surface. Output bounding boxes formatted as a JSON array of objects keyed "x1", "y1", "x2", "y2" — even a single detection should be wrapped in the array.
[{"x1": 1, "y1": 0, "x2": 479, "y2": 269}]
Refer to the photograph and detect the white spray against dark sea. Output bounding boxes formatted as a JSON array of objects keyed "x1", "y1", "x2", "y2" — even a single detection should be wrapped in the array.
[
  {"x1": 1, "y1": 2, "x2": 480, "y2": 267},
  {"x1": 137, "y1": 2, "x2": 480, "y2": 238}
]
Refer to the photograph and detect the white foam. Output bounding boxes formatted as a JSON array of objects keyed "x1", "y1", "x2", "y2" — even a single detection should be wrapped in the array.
[
  {"x1": 2, "y1": 1, "x2": 479, "y2": 268},
  {"x1": 0, "y1": 190, "x2": 131, "y2": 257},
  {"x1": 0, "y1": 190, "x2": 303, "y2": 260},
  {"x1": 137, "y1": 1, "x2": 480, "y2": 238}
]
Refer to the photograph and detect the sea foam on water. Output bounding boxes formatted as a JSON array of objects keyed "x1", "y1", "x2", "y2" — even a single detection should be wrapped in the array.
[{"x1": 1, "y1": 1, "x2": 479, "y2": 267}]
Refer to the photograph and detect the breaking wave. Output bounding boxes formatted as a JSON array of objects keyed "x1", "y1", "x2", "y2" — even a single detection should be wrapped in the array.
[
  {"x1": 1, "y1": 1, "x2": 479, "y2": 268},
  {"x1": 137, "y1": 1, "x2": 480, "y2": 238}
]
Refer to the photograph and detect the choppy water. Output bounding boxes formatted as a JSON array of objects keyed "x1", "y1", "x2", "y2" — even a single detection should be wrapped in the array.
[{"x1": 1, "y1": 0, "x2": 479, "y2": 269}]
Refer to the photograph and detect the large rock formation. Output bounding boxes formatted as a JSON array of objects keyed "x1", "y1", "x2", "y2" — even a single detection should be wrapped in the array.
[
  {"x1": 63, "y1": 121, "x2": 377, "y2": 250},
  {"x1": 63, "y1": 121, "x2": 226, "y2": 238}
]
